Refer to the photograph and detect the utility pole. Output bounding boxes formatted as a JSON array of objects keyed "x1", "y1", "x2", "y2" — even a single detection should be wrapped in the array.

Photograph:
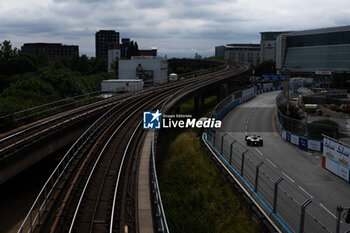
[
  {"x1": 282, "y1": 67, "x2": 290, "y2": 116},
  {"x1": 286, "y1": 70, "x2": 290, "y2": 116}
]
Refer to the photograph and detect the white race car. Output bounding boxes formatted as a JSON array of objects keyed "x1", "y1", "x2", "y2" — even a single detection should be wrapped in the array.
[{"x1": 245, "y1": 134, "x2": 263, "y2": 146}]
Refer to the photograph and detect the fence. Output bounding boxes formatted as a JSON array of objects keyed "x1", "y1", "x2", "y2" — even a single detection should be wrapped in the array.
[
  {"x1": 204, "y1": 86, "x2": 348, "y2": 233},
  {"x1": 276, "y1": 91, "x2": 340, "y2": 141},
  {"x1": 205, "y1": 130, "x2": 338, "y2": 232},
  {"x1": 0, "y1": 91, "x2": 105, "y2": 131}
]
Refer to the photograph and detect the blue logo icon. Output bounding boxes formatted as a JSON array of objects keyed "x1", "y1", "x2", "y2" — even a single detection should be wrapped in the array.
[{"x1": 143, "y1": 110, "x2": 162, "y2": 129}]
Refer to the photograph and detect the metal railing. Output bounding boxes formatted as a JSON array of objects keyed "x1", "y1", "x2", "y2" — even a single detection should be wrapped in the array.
[
  {"x1": 205, "y1": 130, "x2": 338, "y2": 232},
  {"x1": 0, "y1": 91, "x2": 106, "y2": 131},
  {"x1": 148, "y1": 63, "x2": 229, "y2": 233},
  {"x1": 204, "y1": 86, "x2": 348, "y2": 233},
  {"x1": 16, "y1": 92, "x2": 145, "y2": 233},
  {"x1": 150, "y1": 130, "x2": 169, "y2": 233},
  {"x1": 0, "y1": 93, "x2": 124, "y2": 160}
]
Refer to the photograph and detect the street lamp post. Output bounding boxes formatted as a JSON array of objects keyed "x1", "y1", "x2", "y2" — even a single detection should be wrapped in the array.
[
  {"x1": 336, "y1": 205, "x2": 350, "y2": 233},
  {"x1": 286, "y1": 71, "x2": 290, "y2": 116}
]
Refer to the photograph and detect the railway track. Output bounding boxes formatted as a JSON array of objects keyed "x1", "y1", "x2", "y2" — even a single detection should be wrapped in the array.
[
  {"x1": 0, "y1": 65, "x2": 229, "y2": 160},
  {"x1": 17, "y1": 63, "x2": 249, "y2": 233},
  {"x1": 35, "y1": 85, "x2": 187, "y2": 233}
]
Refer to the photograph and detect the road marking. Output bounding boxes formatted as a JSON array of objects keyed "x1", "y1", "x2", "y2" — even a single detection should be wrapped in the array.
[
  {"x1": 255, "y1": 148, "x2": 264, "y2": 156},
  {"x1": 282, "y1": 171, "x2": 295, "y2": 183},
  {"x1": 266, "y1": 158, "x2": 277, "y2": 168},
  {"x1": 319, "y1": 203, "x2": 337, "y2": 219},
  {"x1": 298, "y1": 186, "x2": 314, "y2": 199}
]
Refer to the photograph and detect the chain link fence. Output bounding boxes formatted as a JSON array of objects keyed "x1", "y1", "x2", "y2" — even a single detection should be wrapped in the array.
[
  {"x1": 203, "y1": 86, "x2": 349, "y2": 232},
  {"x1": 276, "y1": 91, "x2": 349, "y2": 140},
  {"x1": 205, "y1": 129, "x2": 344, "y2": 232}
]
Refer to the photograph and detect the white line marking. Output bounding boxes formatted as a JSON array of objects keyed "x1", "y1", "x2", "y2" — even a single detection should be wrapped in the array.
[
  {"x1": 282, "y1": 172, "x2": 295, "y2": 183},
  {"x1": 319, "y1": 203, "x2": 337, "y2": 219},
  {"x1": 255, "y1": 148, "x2": 264, "y2": 156},
  {"x1": 266, "y1": 158, "x2": 277, "y2": 168},
  {"x1": 298, "y1": 186, "x2": 314, "y2": 199}
]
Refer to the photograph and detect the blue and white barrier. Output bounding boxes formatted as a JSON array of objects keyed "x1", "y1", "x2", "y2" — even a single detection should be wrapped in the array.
[
  {"x1": 279, "y1": 126, "x2": 323, "y2": 152},
  {"x1": 322, "y1": 136, "x2": 350, "y2": 182}
]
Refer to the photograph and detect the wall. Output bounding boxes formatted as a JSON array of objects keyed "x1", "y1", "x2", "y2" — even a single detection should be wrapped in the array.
[{"x1": 119, "y1": 57, "x2": 168, "y2": 85}]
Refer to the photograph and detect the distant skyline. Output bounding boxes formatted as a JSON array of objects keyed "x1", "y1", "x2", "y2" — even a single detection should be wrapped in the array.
[{"x1": 1, "y1": 0, "x2": 350, "y2": 58}]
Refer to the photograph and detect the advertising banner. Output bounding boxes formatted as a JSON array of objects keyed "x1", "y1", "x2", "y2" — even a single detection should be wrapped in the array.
[
  {"x1": 282, "y1": 129, "x2": 287, "y2": 140},
  {"x1": 323, "y1": 137, "x2": 350, "y2": 168},
  {"x1": 286, "y1": 132, "x2": 291, "y2": 142},
  {"x1": 315, "y1": 71, "x2": 332, "y2": 75},
  {"x1": 261, "y1": 74, "x2": 287, "y2": 80},
  {"x1": 323, "y1": 137, "x2": 350, "y2": 182},
  {"x1": 308, "y1": 139, "x2": 322, "y2": 151},
  {"x1": 299, "y1": 137, "x2": 308, "y2": 149},
  {"x1": 291, "y1": 134, "x2": 299, "y2": 145}
]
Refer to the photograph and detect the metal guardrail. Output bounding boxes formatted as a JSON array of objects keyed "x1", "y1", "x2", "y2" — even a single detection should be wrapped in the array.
[
  {"x1": 205, "y1": 130, "x2": 335, "y2": 233},
  {"x1": 0, "y1": 95, "x2": 123, "y2": 159},
  {"x1": 0, "y1": 91, "x2": 106, "y2": 130},
  {"x1": 204, "y1": 86, "x2": 348, "y2": 233},
  {"x1": 16, "y1": 93, "x2": 145, "y2": 233}
]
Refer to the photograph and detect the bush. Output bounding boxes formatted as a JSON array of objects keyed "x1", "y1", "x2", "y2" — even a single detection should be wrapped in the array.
[
  {"x1": 309, "y1": 119, "x2": 339, "y2": 139},
  {"x1": 159, "y1": 131, "x2": 258, "y2": 233},
  {"x1": 278, "y1": 103, "x2": 303, "y2": 120}
]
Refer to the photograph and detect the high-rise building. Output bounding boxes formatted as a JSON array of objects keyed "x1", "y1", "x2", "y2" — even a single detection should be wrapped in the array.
[
  {"x1": 260, "y1": 31, "x2": 289, "y2": 62},
  {"x1": 21, "y1": 43, "x2": 79, "y2": 58},
  {"x1": 95, "y1": 30, "x2": 120, "y2": 59}
]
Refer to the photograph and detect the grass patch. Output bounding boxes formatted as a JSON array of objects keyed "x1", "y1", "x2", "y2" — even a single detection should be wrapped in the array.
[
  {"x1": 309, "y1": 119, "x2": 339, "y2": 139},
  {"x1": 158, "y1": 130, "x2": 258, "y2": 233}
]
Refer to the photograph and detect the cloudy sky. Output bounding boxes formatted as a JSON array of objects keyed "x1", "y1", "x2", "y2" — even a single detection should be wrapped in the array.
[{"x1": 0, "y1": 0, "x2": 349, "y2": 58}]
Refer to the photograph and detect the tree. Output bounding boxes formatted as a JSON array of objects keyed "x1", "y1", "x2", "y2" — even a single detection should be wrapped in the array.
[
  {"x1": 93, "y1": 57, "x2": 107, "y2": 73},
  {"x1": 0, "y1": 40, "x2": 18, "y2": 59},
  {"x1": 36, "y1": 51, "x2": 49, "y2": 68},
  {"x1": 76, "y1": 55, "x2": 92, "y2": 74},
  {"x1": 7, "y1": 55, "x2": 36, "y2": 75},
  {"x1": 254, "y1": 60, "x2": 276, "y2": 77}
]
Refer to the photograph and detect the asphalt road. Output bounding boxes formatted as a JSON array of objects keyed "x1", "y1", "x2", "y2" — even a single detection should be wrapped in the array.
[{"x1": 219, "y1": 91, "x2": 350, "y2": 233}]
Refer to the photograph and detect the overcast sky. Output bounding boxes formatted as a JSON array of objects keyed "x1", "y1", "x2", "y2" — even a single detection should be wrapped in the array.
[{"x1": 1, "y1": 0, "x2": 350, "y2": 58}]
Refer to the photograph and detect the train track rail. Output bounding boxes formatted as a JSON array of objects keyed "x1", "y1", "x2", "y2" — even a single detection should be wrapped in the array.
[
  {"x1": 0, "y1": 65, "x2": 229, "y2": 161},
  {"x1": 17, "y1": 63, "x2": 249, "y2": 233}
]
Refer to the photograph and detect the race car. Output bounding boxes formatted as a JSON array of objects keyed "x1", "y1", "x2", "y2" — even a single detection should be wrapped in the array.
[{"x1": 245, "y1": 134, "x2": 263, "y2": 146}]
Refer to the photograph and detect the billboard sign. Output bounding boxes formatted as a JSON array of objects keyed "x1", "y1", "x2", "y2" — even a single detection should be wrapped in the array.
[
  {"x1": 291, "y1": 134, "x2": 299, "y2": 145},
  {"x1": 323, "y1": 137, "x2": 350, "y2": 182},
  {"x1": 315, "y1": 71, "x2": 332, "y2": 75},
  {"x1": 261, "y1": 74, "x2": 286, "y2": 80}
]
